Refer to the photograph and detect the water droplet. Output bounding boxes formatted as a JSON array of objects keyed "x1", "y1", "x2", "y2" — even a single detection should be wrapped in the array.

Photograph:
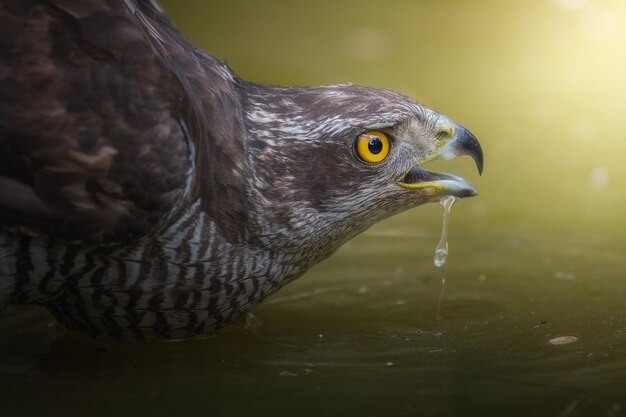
[{"x1": 434, "y1": 196, "x2": 458, "y2": 267}]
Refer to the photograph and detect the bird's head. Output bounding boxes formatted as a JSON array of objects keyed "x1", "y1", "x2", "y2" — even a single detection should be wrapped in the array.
[{"x1": 240, "y1": 83, "x2": 483, "y2": 262}]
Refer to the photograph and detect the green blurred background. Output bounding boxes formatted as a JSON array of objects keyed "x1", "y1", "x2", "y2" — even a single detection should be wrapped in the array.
[
  {"x1": 161, "y1": 0, "x2": 626, "y2": 232},
  {"x1": 2, "y1": 1, "x2": 626, "y2": 416}
]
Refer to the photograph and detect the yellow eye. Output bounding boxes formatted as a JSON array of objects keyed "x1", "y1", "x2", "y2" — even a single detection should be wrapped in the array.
[{"x1": 356, "y1": 131, "x2": 390, "y2": 163}]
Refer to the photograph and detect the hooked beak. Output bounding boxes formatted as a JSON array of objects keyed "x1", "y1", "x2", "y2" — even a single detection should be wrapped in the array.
[
  {"x1": 398, "y1": 120, "x2": 484, "y2": 198},
  {"x1": 439, "y1": 124, "x2": 483, "y2": 175}
]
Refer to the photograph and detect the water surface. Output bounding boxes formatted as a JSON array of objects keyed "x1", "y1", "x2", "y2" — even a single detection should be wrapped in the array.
[{"x1": 2, "y1": 0, "x2": 626, "y2": 415}]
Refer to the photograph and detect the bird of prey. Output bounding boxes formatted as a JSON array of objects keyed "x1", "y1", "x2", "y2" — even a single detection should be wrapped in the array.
[{"x1": 0, "y1": 0, "x2": 483, "y2": 339}]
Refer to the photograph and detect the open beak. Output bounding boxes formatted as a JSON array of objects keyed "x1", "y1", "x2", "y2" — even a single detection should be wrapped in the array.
[{"x1": 398, "y1": 121, "x2": 484, "y2": 198}]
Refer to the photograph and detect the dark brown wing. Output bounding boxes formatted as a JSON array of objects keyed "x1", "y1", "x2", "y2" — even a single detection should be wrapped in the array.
[
  {"x1": 0, "y1": 0, "x2": 192, "y2": 241},
  {"x1": 127, "y1": 0, "x2": 250, "y2": 243}
]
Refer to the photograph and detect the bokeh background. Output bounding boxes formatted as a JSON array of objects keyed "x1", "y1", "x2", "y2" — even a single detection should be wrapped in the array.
[
  {"x1": 2, "y1": 1, "x2": 626, "y2": 416},
  {"x1": 162, "y1": 0, "x2": 626, "y2": 231}
]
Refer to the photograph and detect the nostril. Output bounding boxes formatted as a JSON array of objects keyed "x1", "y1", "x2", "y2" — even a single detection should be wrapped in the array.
[{"x1": 435, "y1": 125, "x2": 455, "y2": 141}]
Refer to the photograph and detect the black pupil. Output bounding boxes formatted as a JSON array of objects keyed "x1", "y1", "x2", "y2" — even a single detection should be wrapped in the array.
[{"x1": 368, "y1": 137, "x2": 383, "y2": 154}]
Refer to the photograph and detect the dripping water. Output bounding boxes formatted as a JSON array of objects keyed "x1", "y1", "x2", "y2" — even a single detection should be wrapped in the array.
[
  {"x1": 434, "y1": 195, "x2": 458, "y2": 268},
  {"x1": 435, "y1": 195, "x2": 457, "y2": 320}
]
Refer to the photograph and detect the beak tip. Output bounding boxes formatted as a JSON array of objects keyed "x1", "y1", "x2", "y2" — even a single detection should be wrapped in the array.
[
  {"x1": 455, "y1": 124, "x2": 484, "y2": 176},
  {"x1": 476, "y1": 154, "x2": 484, "y2": 176}
]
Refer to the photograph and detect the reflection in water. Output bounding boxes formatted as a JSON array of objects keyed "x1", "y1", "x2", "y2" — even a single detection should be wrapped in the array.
[{"x1": 3, "y1": 226, "x2": 626, "y2": 416}]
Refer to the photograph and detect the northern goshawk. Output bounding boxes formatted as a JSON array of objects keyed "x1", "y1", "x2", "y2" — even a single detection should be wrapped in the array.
[{"x1": 0, "y1": 0, "x2": 483, "y2": 339}]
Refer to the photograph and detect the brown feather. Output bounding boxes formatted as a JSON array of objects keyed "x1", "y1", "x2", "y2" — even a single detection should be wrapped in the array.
[{"x1": 0, "y1": 0, "x2": 248, "y2": 242}]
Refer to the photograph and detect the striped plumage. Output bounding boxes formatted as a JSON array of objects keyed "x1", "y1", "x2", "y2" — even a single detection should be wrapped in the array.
[
  {"x1": 0, "y1": 0, "x2": 483, "y2": 339},
  {"x1": 2, "y1": 201, "x2": 305, "y2": 339}
]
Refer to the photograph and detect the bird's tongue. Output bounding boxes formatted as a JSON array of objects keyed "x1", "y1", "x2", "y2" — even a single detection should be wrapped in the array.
[
  {"x1": 400, "y1": 166, "x2": 478, "y2": 198},
  {"x1": 402, "y1": 166, "x2": 439, "y2": 183}
]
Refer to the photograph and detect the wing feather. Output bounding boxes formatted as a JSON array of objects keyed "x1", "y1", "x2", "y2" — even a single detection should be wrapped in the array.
[{"x1": 0, "y1": 0, "x2": 195, "y2": 241}]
